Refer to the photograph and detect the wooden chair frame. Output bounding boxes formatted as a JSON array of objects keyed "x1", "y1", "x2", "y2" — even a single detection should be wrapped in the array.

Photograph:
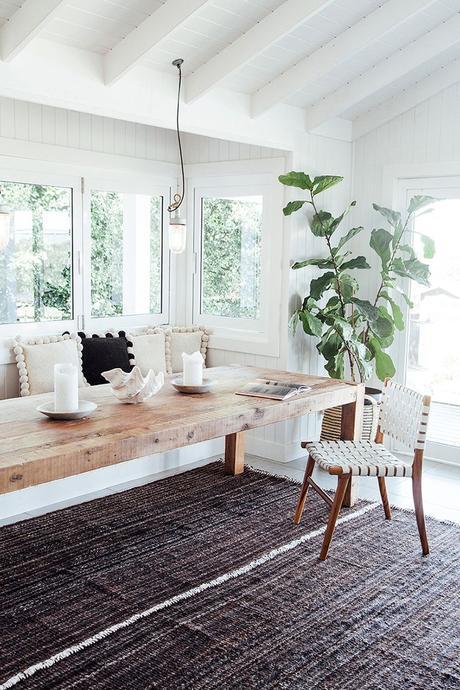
[{"x1": 294, "y1": 379, "x2": 431, "y2": 561}]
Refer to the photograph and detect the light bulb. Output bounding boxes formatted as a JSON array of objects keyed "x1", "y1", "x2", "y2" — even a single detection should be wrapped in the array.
[{"x1": 169, "y1": 213, "x2": 186, "y2": 254}]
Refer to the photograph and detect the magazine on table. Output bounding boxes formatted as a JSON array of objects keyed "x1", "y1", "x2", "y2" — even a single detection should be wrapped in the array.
[{"x1": 235, "y1": 378, "x2": 311, "y2": 401}]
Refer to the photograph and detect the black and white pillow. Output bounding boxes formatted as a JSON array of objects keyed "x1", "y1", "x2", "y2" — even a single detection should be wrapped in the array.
[{"x1": 77, "y1": 331, "x2": 135, "y2": 386}]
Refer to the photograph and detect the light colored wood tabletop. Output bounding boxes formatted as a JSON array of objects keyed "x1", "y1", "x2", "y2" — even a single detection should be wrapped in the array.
[{"x1": 0, "y1": 366, "x2": 364, "y2": 500}]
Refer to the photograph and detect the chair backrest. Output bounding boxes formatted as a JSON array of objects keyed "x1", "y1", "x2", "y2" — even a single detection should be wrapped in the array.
[{"x1": 378, "y1": 379, "x2": 431, "y2": 453}]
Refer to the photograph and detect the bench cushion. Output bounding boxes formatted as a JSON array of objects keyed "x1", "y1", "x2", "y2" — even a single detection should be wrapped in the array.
[{"x1": 13, "y1": 334, "x2": 86, "y2": 396}]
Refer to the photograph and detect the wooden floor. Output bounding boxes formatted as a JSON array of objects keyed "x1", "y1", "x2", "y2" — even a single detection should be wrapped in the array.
[{"x1": 1, "y1": 453, "x2": 459, "y2": 527}]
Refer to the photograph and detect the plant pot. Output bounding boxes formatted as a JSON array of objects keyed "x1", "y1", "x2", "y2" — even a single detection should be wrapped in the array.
[{"x1": 320, "y1": 386, "x2": 382, "y2": 442}]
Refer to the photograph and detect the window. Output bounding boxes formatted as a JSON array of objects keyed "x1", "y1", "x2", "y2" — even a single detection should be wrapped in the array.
[
  {"x1": 201, "y1": 195, "x2": 262, "y2": 319},
  {"x1": 0, "y1": 160, "x2": 174, "y2": 340},
  {"x1": 0, "y1": 181, "x2": 73, "y2": 325},
  {"x1": 90, "y1": 190, "x2": 163, "y2": 318},
  {"x1": 395, "y1": 176, "x2": 460, "y2": 465},
  {"x1": 191, "y1": 167, "x2": 284, "y2": 357}
]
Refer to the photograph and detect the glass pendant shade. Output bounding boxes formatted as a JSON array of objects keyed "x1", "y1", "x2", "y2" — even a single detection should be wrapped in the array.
[
  {"x1": 0, "y1": 205, "x2": 11, "y2": 252},
  {"x1": 169, "y1": 213, "x2": 186, "y2": 254}
]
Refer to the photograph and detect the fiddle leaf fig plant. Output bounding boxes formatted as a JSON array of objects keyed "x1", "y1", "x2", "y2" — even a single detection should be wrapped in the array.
[{"x1": 279, "y1": 172, "x2": 435, "y2": 383}]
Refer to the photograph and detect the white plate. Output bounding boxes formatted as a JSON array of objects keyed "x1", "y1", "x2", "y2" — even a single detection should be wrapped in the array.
[
  {"x1": 171, "y1": 377, "x2": 215, "y2": 394},
  {"x1": 37, "y1": 400, "x2": 97, "y2": 420}
]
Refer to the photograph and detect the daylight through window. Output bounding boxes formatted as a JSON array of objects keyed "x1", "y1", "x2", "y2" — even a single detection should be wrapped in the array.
[
  {"x1": 0, "y1": 181, "x2": 72, "y2": 325},
  {"x1": 90, "y1": 191, "x2": 163, "y2": 318},
  {"x1": 201, "y1": 195, "x2": 262, "y2": 320}
]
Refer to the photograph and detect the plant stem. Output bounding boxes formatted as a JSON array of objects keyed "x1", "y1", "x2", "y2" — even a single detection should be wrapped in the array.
[
  {"x1": 362, "y1": 213, "x2": 411, "y2": 347},
  {"x1": 310, "y1": 192, "x2": 359, "y2": 382}
]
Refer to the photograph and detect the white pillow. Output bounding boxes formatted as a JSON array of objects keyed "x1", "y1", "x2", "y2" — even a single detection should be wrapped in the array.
[
  {"x1": 129, "y1": 328, "x2": 170, "y2": 376},
  {"x1": 13, "y1": 334, "x2": 87, "y2": 396},
  {"x1": 170, "y1": 326, "x2": 210, "y2": 374}
]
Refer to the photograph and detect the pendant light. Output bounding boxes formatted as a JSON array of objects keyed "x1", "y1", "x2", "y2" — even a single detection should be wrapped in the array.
[
  {"x1": 168, "y1": 58, "x2": 186, "y2": 255},
  {"x1": 0, "y1": 188, "x2": 11, "y2": 252}
]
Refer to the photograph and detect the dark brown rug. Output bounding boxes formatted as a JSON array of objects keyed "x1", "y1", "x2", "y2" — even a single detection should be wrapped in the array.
[{"x1": 0, "y1": 462, "x2": 459, "y2": 690}]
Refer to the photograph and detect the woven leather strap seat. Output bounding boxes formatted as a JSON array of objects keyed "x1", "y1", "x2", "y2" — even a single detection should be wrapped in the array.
[
  {"x1": 294, "y1": 380, "x2": 432, "y2": 561},
  {"x1": 304, "y1": 440, "x2": 412, "y2": 477}
]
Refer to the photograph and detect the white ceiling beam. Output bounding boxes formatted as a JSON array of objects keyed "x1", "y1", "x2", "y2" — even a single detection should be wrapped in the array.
[
  {"x1": 305, "y1": 14, "x2": 460, "y2": 131},
  {"x1": 104, "y1": 0, "x2": 209, "y2": 86},
  {"x1": 252, "y1": 0, "x2": 439, "y2": 117},
  {"x1": 0, "y1": 0, "x2": 66, "y2": 62},
  {"x1": 185, "y1": 0, "x2": 335, "y2": 104},
  {"x1": 353, "y1": 58, "x2": 460, "y2": 139}
]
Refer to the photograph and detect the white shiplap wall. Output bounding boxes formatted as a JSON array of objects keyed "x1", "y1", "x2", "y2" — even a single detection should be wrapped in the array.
[{"x1": 0, "y1": 97, "x2": 283, "y2": 164}]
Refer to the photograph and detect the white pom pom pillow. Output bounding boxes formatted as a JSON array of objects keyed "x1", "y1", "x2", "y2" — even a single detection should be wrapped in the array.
[
  {"x1": 13, "y1": 333, "x2": 87, "y2": 397},
  {"x1": 129, "y1": 328, "x2": 171, "y2": 377},
  {"x1": 169, "y1": 326, "x2": 210, "y2": 374}
]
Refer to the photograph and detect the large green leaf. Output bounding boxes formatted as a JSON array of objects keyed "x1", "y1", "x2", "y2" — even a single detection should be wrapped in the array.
[
  {"x1": 371, "y1": 310, "x2": 394, "y2": 339},
  {"x1": 393, "y1": 284, "x2": 414, "y2": 308},
  {"x1": 292, "y1": 257, "x2": 334, "y2": 270},
  {"x1": 350, "y1": 297, "x2": 380, "y2": 322},
  {"x1": 309, "y1": 271, "x2": 335, "y2": 299},
  {"x1": 324, "y1": 352, "x2": 345, "y2": 379},
  {"x1": 340, "y1": 256, "x2": 370, "y2": 270},
  {"x1": 369, "y1": 338, "x2": 396, "y2": 382},
  {"x1": 336, "y1": 226, "x2": 363, "y2": 251},
  {"x1": 419, "y1": 233, "x2": 435, "y2": 259},
  {"x1": 310, "y1": 210, "x2": 334, "y2": 237},
  {"x1": 332, "y1": 316, "x2": 354, "y2": 341},
  {"x1": 299, "y1": 309, "x2": 323, "y2": 337},
  {"x1": 381, "y1": 292, "x2": 404, "y2": 331},
  {"x1": 317, "y1": 329, "x2": 342, "y2": 360},
  {"x1": 278, "y1": 172, "x2": 313, "y2": 190},
  {"x1": 373, "y1": 203, "x2": 401, "y2": 228},
  {"x1": 349, "y1": 339, "x2": 373, "y2": 382},
  {"x1": 370, "y1": 227, "x2": 392, "y2": 269},
  {"x1": 312, "y1": 175, "x2": 343, "y2": 195},
  {"x1": 407, "y1": 195, "x2": 436, "y2": 215},
  {"x1": 283, "y1": 200, "x2": 308, "y2": 216},
  {"x1": 289, "y1": 311, "x2": 300, "y2": 334},
  {"x1": 339, "y1": 274, "x2": 358, "y2": 302},
  {"x1": 393, "y1": 257, "x2": 431, "y2": 286},
  {"x1": 328, "y1": 201, "x2": 357, "y2": 234}
]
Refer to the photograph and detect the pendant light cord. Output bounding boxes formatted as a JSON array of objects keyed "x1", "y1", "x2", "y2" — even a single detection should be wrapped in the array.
[{"x1": 168, "y1": 59, "x2": 185, "y2": 214}]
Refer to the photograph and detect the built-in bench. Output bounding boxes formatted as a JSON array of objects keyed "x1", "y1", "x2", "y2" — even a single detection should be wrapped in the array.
[{"x1": 12, "y1": 325, "x2": 210, "y2": 397}]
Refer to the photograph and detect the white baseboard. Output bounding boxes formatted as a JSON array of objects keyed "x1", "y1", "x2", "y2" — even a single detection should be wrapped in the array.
[{"x1": 245, "y1": 435, "x2": 304, "y2": 463}]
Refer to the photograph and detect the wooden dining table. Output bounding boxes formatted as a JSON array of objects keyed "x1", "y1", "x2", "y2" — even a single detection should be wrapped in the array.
[{"x1": 0, "y1": 366, "x2": 364, "y2": 506}]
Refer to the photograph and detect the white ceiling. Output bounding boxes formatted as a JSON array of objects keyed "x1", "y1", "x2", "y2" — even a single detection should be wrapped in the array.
[{"x1": 0, "y1": 0, "x2": 459, "y2": 139}]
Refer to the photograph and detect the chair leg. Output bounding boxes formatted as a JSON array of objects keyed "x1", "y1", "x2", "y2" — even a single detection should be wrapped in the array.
[
  {"x1": 293, "y1": 455, "x2": 315, "y2": 525},
  {"x1": 377, "y1": 477, "x2": 392, "y2": 520},
  {"x1": 412, "y1": 467, "x2": 429, "y2": 556},
  {"x1": 319, "y1": 474, "x2": 350, "y2": 561}
]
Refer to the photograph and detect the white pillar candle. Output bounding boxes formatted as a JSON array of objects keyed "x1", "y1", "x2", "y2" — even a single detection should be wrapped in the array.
[
  {"x1": 182, "y1": 351, "x2": 204, "y2": 386},
  {"x1": 54, "y1": 363, "x2": 79, "y2": 412}
]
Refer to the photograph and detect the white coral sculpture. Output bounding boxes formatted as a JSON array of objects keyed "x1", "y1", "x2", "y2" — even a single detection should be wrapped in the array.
[{"x1": 102, "y1": 366, "x2": 164, "y2": 404}]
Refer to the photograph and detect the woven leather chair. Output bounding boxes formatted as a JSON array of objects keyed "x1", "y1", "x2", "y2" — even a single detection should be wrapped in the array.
[{"x1": 294, "y1": 379, "x2": 431, "y2": 561}]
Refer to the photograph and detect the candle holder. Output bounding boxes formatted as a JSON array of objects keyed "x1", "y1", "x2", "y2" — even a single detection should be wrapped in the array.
[{"x1": 171, "y1": 377, "x2": 215, "y2": 394}]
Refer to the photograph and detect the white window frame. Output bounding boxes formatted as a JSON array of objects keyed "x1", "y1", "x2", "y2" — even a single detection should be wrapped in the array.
[
  {"x1": 0, "y1": 161, "x2": 82, "y2": 339},
  {"x1": 187, "y1": 160, "x2": 285, "y2": 357},
  {"x1": 82, "y1": 172, "x2": 172, "y2": 333},
  {"x1": 0, "y1": 148, "x2": 176, "y2": 361},
  {"x1": 391, "y1": 172, "x2": 460, "y2": 464}
]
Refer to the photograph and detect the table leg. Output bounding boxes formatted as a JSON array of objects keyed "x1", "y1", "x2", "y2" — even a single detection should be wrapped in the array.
[
  {"x1": 224, "y1": 432, "x2": 245, "y2": 475},
  {"x1": 340, "y1": 383, "x2": 365, "y2": 507}
]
